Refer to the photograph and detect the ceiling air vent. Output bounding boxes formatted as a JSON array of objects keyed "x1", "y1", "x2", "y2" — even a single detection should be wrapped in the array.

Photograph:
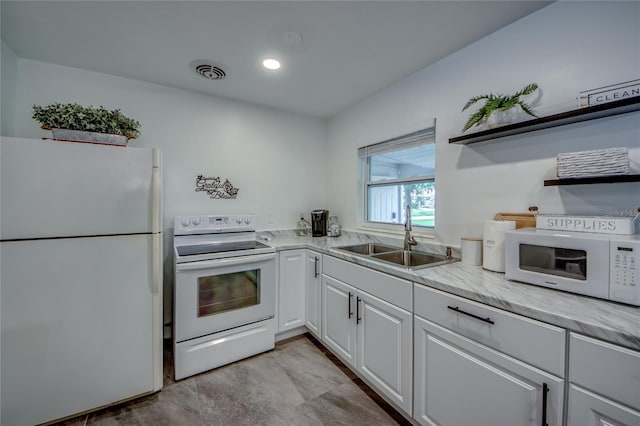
[{"x1": 191, "y1": 61, "x2": 227, "y2": 80}]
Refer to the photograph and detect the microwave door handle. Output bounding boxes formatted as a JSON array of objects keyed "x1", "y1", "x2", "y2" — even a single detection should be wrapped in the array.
[{"x1": 175, "y1": 253, "x2": 275, "y2": 271}]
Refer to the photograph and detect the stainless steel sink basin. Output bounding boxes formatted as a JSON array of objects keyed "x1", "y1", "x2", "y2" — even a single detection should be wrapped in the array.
[
  {"x1": 371, "y1": 250, "x2": 453, "y2": 270},
  {"x1": 336, "y1": 243, "x2": 400, "y2": 255},
  {"x1": 336, "y1": 243, "x2": 457, "y2": 270}
]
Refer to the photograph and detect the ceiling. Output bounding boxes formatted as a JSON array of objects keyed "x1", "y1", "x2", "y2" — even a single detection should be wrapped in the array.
[{"x1": 1, "y1": 1, "x2": 552, "y2": 118}]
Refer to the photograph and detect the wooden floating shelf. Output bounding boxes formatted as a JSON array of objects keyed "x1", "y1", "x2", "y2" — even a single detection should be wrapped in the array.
[
  {"x1": 544, "y1": 174, "x2": 640, "y2": 187},
  {"x1": 449, "y1": 97, "x2": 640, "y2": 145}
]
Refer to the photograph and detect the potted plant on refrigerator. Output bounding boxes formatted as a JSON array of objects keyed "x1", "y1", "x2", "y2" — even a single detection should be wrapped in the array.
[{"x1": 32, "y1": 102, "x2": 141, "y2": 145}]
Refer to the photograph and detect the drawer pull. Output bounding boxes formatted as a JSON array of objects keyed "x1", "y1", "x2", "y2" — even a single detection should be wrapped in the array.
[
  {"x1": 348, "y1": 292, "x2": 353, "y2": 318},
  {"x1": 541, "y1": 382, "x2": 549, "y2": 426},
  {"x1": 356, "y1": 296, "x2": 362, "y2": 324},
  {"x1": 447, "y1": 305, "x2": 495, "y2": 325}
]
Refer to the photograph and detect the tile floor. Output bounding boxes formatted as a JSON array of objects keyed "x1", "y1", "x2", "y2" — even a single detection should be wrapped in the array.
[{"x1": 55, "y1": 334, "x2": 409, "y2": 426}]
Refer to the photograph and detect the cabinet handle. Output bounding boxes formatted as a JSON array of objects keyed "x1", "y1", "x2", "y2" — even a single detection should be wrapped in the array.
[
  {"x1": 447, "y1": 305, "x2": 495, "y2": 325},
  {"x1": 356, "y1": 296, "x2": 362, "y2": 324},
  {"x1": 541, "y1": 383, "x2": 549, "y2": 426},
  {"x1": 348, "y1": 292, "x2": 353, "y2": 318},
  {"x1": 314, "y1": 256, "x2": 319, "y2": 278}
]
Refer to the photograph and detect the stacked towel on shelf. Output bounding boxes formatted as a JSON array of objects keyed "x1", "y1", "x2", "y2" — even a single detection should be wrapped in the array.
[{"x1": 557, "y1": 147, "x2": 630, "y2": 178}]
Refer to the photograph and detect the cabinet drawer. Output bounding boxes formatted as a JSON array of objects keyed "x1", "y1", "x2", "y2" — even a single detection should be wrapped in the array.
[
  {"x1": 570, "y1": 333, "x2": 640, "y2": 410},
  {"x1": 323, "y1": 256, "x2": 412, "y2": 311},
  {"x1": 414, "y1": 284, "x2": 565, "y2": 377}
]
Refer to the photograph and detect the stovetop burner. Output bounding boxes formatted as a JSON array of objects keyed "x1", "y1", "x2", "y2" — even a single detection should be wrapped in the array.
[
  {"x1": 176, "y1": 240, "x2": 271, "y2": 257},
  {"x1": 173, "y1": 214, "x2": 275, "y2": 263}
]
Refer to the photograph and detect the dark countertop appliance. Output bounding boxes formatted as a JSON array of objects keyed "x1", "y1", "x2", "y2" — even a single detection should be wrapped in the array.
[{"x1": 311, "y1": 209, "x2": 329, "y2": 237}]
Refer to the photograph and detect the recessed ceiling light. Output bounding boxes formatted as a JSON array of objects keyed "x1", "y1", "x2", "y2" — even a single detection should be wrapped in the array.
[{"x1": 262, "y1": 58, "x2": 281, "y2": 70}]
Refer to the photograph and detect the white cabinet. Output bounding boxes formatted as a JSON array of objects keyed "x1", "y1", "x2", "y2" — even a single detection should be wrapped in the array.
[
  {"x1": 568, "y1": 385, "x2": 640, "y2": 426},
  {"x1": 322, "y1": 274, "x2": 357, "y2": 365},
  {"x1": 321, "y1": 256, "x2": 413, "y2": 414},
  {"x1": 567, "y1": 333, "x2": 640, "y2": 426},
  {"x1": 413, "y1": 284, "x2": 565, "y2": 426},
  {"x1": 413, "y1": 316, "x2": 563, "y2": 426},
  {"x1": 277, "y1": 249, "x2": 306, "y2": 333},
  {"x1": 356, "y1": 288, "x2": 412, "y2": 413},
  {"x1": 304, "y1": 250, "x2": 322, "y2": 339}
]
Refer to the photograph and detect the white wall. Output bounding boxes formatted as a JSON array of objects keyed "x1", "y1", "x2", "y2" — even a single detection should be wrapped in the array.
[
  {"x1": 1, "y1": 41, "x2": 18, "y2": 136},
  {"x1": 327, "y1": 1, "x2": 640, "y2": 246},
  {"x1": 14, "y1": 58, "x2": 327, "y2": 233}
]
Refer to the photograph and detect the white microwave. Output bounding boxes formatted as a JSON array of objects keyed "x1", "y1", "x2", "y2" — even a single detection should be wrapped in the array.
[{"x1": 505, "y1": 228, "x2": 639, "y2": 306}]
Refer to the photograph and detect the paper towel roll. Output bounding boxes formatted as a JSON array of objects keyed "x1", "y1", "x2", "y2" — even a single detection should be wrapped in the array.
[{"x1": 483, "y1": 220, "x2": 516, "y2": 272}]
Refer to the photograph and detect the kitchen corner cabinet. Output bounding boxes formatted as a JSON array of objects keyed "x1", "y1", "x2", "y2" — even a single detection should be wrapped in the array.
[
  {"x1": 413, "y1": 284, "x2": 565, "y2": 426},
  {"x1": 304, "y1": 250, "x2": 322, "y2": 339},
  {"x1": 277, "y1": 249, "x2": 306, "y2": 333},
  {"x1": 567, "y1": 333, "x2": 640, "y2": 426},
  {"x1": 321, "y1": 256, "x2": 413, "y2": 414}
]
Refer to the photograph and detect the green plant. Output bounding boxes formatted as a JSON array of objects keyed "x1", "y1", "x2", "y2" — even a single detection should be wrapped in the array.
[
  {"x1": 32, "y1": 103, "x2": 141, "y2": 139},
  {"x1": 461, "y1": 83, "x2": 539, "y2": 132}
]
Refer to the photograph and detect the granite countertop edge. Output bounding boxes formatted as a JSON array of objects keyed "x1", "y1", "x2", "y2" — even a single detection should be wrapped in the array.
[{"x1": 258, "y1": 230, "x2": 640, "y2": 351}]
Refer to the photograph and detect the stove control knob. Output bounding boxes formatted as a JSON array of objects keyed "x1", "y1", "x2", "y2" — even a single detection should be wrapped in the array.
[
  {"x1": 244, "y1": 217, "x2": 251, "y2": 225},
  {"x1": 181, "y1": 218, "x2": 191, "y2": 227},
  {"x1": 192, "y1": 218, "x2": 202, "y2": 226},
  {"x1": 235, "y1": 217, "x2": 243, "y2": 224}
]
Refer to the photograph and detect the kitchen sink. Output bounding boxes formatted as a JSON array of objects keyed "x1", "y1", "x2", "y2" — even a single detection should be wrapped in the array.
[
  {"x1": 336, "y1": 243, "x2": 400, "y2": 255},
  {"x1": 336, "y1": 243, "x2": 457, "y2": 270},
  {"x1": 371, "y1": 250, "x2": 452, "y2": 270}
]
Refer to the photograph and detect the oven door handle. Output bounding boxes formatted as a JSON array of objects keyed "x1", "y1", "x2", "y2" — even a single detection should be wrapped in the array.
[{"x1": 175, "y1": 253, "x2": 276, "y2": 271}]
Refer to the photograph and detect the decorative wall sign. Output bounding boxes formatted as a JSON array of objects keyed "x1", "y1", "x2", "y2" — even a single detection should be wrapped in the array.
[
  {"x1": 579, "y1": 79, "x2": 640, "y2": 107},
  {"x1": 195, "y1": 175, "x2": 239, "y2": 199}
]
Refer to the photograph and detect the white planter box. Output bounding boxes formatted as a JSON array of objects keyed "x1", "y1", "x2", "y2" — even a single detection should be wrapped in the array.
[{"x1": 51, "y1": 129, "x2": 128, "y2": 146}]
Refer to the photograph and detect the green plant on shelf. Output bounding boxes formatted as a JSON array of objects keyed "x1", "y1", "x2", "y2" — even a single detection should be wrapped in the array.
[
  {"x1": 461, "y1": 83, "x2": 539, "y2": 132},
  {"x1": 32, "y1": 102, "x2": 141, "y2": 139}
]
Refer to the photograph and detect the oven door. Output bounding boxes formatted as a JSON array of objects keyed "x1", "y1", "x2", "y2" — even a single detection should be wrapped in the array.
[{"x1": 174, "y1": 253, "x2": 276, "y2": 342}]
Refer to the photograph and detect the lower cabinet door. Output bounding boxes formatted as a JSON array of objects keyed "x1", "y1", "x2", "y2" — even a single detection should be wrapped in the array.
[
  {"x1": 567, "y1": 384, "x2": 640, "y2": 426},
  {"x1": 305, "y1": 251, "x2": 322, "y2": 339},
  {"x1": 321, "y1": 274, "x2": 357, "y2": 367},
  {"x1": 414, "y1": 316, "x2": 563, "y2": 426},
  {"x1": 357, "y1": 290, "x2": 412, "y2": 414},
  {"x1": 277, "y1": 249, "x2": 306, "y2": 333}
]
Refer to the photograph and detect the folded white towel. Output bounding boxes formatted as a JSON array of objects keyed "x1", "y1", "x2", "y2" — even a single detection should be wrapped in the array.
[{"x1": 557, "y1": 147, "x2": 630, "y2": 178}]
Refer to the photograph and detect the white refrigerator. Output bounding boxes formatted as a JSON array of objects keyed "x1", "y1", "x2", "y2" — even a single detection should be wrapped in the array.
[{"x1": 0, "y1": 137, "x2": 163, "y2": 425}]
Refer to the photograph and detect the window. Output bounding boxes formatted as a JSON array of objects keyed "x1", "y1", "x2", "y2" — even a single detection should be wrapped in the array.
[{"x1": 359, "y1": 127, "x2": 435, "y2": 229}]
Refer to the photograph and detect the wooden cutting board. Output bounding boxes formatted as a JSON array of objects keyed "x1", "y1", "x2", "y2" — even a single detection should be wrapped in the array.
[{"x1": 493, "y1": 212, "x2": 536, "y2": 229}]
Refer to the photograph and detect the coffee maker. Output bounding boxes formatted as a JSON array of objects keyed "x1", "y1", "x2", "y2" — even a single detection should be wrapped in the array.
[{"x1": 311, "y1": 210, "x2": 329, "y2": 237}]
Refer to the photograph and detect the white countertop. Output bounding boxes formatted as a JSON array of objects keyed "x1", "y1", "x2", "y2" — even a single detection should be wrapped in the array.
[{"x1": 259, "y1": 229, "x2": 640, "y2": 351}]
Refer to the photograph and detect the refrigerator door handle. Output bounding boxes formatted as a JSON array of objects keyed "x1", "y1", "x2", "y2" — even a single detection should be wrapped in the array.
[
  {"x1": 151, "y1": 233, "x2": 162, "y2": 295},
  {"x1": 151, "y1": 149, "x2": 163, "y2": 234}
]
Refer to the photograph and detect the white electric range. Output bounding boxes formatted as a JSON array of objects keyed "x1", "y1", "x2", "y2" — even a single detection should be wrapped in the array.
[{"x1": 173, "y1": 214, "x2": 276, "y2": 380}]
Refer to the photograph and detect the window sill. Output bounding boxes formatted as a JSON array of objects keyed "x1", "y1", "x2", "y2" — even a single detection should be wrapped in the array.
[{"x1": 356, "y1": 224, "x2": 435, "y2": 240}]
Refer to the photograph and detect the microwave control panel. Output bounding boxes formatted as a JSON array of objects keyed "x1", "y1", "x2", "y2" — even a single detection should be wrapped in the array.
[{"x1": 610, "y1": 240, "x2": 640, "y2": 306}]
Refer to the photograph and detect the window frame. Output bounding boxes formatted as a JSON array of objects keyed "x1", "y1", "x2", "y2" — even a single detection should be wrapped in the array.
[{"x1": 358, "y1": 126, "x2": 436, "y2": 233}]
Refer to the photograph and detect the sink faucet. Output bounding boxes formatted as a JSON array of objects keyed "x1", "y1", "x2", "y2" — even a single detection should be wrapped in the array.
[{"x1": 404, "y1": 205, "x2": 418, "y2": 251}]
